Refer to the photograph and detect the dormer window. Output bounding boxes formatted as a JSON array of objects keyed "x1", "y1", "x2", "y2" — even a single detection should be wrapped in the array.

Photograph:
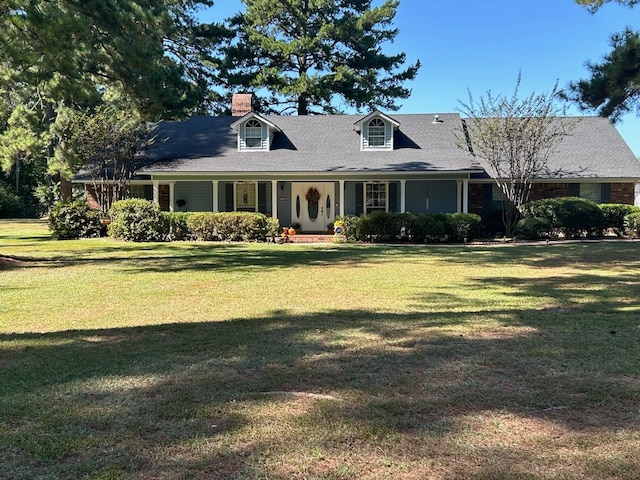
[
  {"x1": 368, "y1": 118, "x2": 386, "y2": 147},
  {"x1": 354, "y1": 111, "x2": 400, "y2": 151},
  {"x1": 230, "y1": 113, "x2": 282, "y2": 152},
  {"x1": 244, "y1": 119, "x2": 263, "y2": 148}
]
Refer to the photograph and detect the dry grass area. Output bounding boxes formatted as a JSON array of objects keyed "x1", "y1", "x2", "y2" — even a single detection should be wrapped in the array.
[{"x1": 1, "y1": 220, "x2": 639, "y2": 479}]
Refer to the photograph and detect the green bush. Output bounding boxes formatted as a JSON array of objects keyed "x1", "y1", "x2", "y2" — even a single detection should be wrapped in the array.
[
  {"x1": 347, "y1": 212, "x2": 477, "y2": 244},
  {"x1": 0, "y1": 183, "x2": 26, "y2": 218},
  {"x1": 186, "y1": 212, "x2": 267, "y2": 242},
  {"x1": 108, "y1": 198, "x2": 168, "y2": 242},
  {"x1": 265, "y1": 216, "x2": 280, "y2": 240},
  {"x1": 524, "y1": 197, "x2": 605, "y2": 238},
  {"x1": 406, "y1": 213, "x2": 447, "y2": 243},
  {"x1": 333, "y1": 215, "x2": 359, "y2": 242},
  {"x1": 48, "y1": 199, "x2": 102, "y2": 239},
  {"x1": 358, "y1": 211, "x2": 405, "y2": 242},
  {"x1": 600, "y1": 204, "x2": 640, "y2": 235},
  {"x1": 161, "y1": 212, "x2": 192, "y2": 241},
  {"x1": 444, "y1": 213, "x2": 482, "y2": 242},
  {"x1": 624, "y1": 212, "x2": 640, "y2": 238},
  {"x1": 515, "y1": 217, "x2": 552, "y2": 240}
]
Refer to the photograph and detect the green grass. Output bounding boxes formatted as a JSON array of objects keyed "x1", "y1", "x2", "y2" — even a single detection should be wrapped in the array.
[{"x1": 1, "y1": 219, "x2": 640, "y2": 479}]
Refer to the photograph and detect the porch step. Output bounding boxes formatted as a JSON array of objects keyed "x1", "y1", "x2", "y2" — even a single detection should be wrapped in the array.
[{"x1": 289, "y1": 233, "x2": 334, "y2": 243}]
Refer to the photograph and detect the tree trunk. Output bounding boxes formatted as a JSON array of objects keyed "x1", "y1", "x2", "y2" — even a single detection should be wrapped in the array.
[{"x1": 297, "y1": 94, "x2": 309, "y2": 115}]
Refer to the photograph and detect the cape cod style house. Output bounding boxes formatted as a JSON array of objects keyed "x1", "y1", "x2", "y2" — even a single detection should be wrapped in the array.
[{"x1": 80, "y1": 94, "x2": 640, "y2": 232}]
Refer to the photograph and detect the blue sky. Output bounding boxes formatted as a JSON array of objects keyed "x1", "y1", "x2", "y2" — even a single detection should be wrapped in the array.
[{"x1": 200, "y1": 0, "x2": 640, "y2": 156}]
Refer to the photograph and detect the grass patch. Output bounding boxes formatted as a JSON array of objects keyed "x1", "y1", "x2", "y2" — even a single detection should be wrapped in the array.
[{"x1": 1, "y1": 220, "x2": 640, "y2": 479}]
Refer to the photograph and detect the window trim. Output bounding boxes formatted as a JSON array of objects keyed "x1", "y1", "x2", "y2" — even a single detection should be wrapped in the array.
[
  {"x1": 234, "y1": 181, "x2": 258, "y2": 212},
  {"x1": 364, "y1": 181, "x2": 389, "y2": 214},
  {"x1": 367, "y1": 118, "x2": 386, "y2": 148},
  {"x1": 243, "y1": 119, "x2": 263, "y2": 150}
]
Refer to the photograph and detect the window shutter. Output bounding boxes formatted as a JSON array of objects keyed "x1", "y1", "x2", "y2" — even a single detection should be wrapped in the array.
[
  {"x1": 570, "y1": 184, "x2": 580, "y2": 196},
  {"x1": 389, "y1": 182, "x2": 399, "y2": 212},
  {"x1": 258, "y1": 182, "x2": 267, "y2": 212},
  {"x1": 355, "y1": 183, "x2": 364, "y2": 215},
  {"x1": 225, "y1": 183, "x2": 234, "y2": 211},
  {"x1": 601, "y1": 184, "x2": 611, "y2": 203}
]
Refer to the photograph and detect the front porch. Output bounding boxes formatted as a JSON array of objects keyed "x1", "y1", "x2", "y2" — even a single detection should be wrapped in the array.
[{"x1": 146, "y1": 177, "x2": 472, "y2": 231}]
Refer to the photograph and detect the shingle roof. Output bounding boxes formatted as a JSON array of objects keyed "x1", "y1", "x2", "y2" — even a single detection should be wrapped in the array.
[
  {"x1": 466, "y1": 116, "x2": 640, "y2": 180},
  {"x1": 138, "y1": 113, "x2": 640, "y2": 180},
  {"x1": 140, "y1": 113, "x2": 480, "y2": 175}
]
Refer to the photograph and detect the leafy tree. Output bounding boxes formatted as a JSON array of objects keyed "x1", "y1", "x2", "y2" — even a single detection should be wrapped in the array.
[
  {"x1": 51, "y1": 106, "x2": 157, "y2": 216},
  {"x1": 458, "y1": 77, "x2": 577, "y2": 237},
  {"x1": 570, "y1": 0, "x2": 640, "y2": 120},
  {"x1": 216, "y1": 0, "x2": 420, "y2": 115},
  {"x1": 0, "y1": 1, "x2": 226, "y2": 211}
]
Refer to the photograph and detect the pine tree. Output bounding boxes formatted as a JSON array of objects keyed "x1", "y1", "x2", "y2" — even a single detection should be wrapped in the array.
[{"x1": 217, "y1": 0, "x2": 420, "y2": 115}]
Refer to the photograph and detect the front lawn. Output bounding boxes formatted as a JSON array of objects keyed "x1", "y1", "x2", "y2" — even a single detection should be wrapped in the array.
[{"x1": 1, "y1": 220, "x2": 639, "y2": 479}]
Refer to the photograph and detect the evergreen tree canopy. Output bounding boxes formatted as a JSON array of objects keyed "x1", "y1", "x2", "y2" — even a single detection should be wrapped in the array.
[
  {"x1": 570, "y1": 1, "x2": 640, "y2": 121},
  {"x1": 217, "y1": 0, "x2": 420, "y2": 115}
]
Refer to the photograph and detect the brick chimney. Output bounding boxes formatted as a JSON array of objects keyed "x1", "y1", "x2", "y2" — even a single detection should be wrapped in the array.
[{"x1": 231, "y1": 93, "x2": 254, "y2": 117}]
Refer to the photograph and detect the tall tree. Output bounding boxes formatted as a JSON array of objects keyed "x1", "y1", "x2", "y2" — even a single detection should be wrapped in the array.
[
  {"x1": 570, "y1": 0, "x2": 640, "y2": 121},
  {"x1": 458, "y1": 77, "x2": 576, "y2": 236},
  {"x1": 217, "y1": 0, "x2": 420, "y2": 115},
  {"x1": 0, "y1": 1, "x2": 226, "y2": 210}
]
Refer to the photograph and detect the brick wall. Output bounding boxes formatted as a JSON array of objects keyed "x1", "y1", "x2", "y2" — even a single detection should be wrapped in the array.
[{"x1": 610, "y1": 183, "x2": 635, "y2": 204}]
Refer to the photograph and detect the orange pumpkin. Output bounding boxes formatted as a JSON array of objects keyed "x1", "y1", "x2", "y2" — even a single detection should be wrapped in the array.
[{"x1": 288, "y1": 227, "x2": 296, "y2": 235}]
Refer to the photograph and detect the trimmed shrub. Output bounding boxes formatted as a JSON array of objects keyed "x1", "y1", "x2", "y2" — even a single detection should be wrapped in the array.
[
  {"x1": 265, "y1": 216, "x2": 280, "y2": 241},
  {"x1": 406, "y1": 213, "x2": 446, "y2": 243},
  {"x1": 161, "y1": 212, "x2": 192, "y2": 241},
  {"x1": 444, "y1": 213, "x2": 482, "y2": 242},
  {"x1": 358, "y1": 211, "x2": 405, "y2": 242},
  {"x1": 186, "y1": 212, "x2": 267, "y2": 242},
  {"x1": 523, "y1": 197, "x2": 605, "y2": 238},
  {"x1": 48, "y1": 199, "x2": 102, "y2": 239},
  {"x1": 108, "y1": 198, "x2": 168, "y2": 242},
  {"x1": 600, "y1": 203, "x2": 640, "y2": 235},
  {"x1": 333, "y1": 215, "x2": 359, "y2": 242},
  {"x1": 515, "y1": 217, "x2": 552, "y2": 240},
  {"x1": 624, "y1": 211, "x2": 640, "y2": 238}
]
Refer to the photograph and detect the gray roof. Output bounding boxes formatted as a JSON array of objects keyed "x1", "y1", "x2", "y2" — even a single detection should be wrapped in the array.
[
  {"x1": 140, "y1": 113, "x2": 480, "y2": 176},
  {"x1": 138, "y1": 113, "x2": 640, "y2": 180}
]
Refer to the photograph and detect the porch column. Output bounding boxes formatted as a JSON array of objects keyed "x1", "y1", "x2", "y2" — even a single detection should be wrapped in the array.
[
  {"x1": 456, "y1": 180, "x2": 462, "y2": 213},
  {"x1": 212, "y1": 180, "x2": 219, "y2": 212},
  {"x1": 339, "y1": 180, "x2": 345, "y2": 217},
  {"x1": 635, "y1": 181, "x2": 640, "y2": 207},
  {"x1": 168, "y1": 182, "x2": 175, "y2": 212},
  {"x1": 152, "y1": 180, "x2": 159, "y2": 206},
  {"x1": 400, "y1": 179, "x2": 406, "y2": 213},
  {"x1": 271, "y1": 180, "x2": 278, "y2": 219},
  {"x1": 462, "y1": 179, "x2": 469, "y2": 213}
]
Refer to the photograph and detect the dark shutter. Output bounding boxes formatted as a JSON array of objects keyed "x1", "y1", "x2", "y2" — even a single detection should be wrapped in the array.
[
  {"x1": 225, "y1": 183, "x2": 234, "y2": 211},
  {"x1": 258, "y1": 182, "x2": 267, "y2": 212},
  {"x1": 570, "y1": 183, "x2": 580, "y2": 196},
  {"x1": 601, "y1": 184, "x2": 611, "y2": 203},
  {"x1": 389, "y1": 182, "x2": 398, "y2": 212},
  {"x1": 355, "y1": 183, "x2": 363, "y2": 216}
]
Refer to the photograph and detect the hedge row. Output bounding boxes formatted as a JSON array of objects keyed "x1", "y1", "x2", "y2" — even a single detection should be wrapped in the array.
[
  {"x1": 48, "y1": 198, "x2": 279, "y2": 242},
  {"x1": 517, "y1": 197, "x2": 640, "y2": 239},
  {"x1": 48, "y1": 197, "x2": 640, "y2": 242},
  {"x1": 335, "y1": 212, "x2": 482, "y2": 243}
]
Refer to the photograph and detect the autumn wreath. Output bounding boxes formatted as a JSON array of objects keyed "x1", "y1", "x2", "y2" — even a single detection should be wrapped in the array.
[{"x1": 305, "y1": 187, "x2": 321, "y2": 204}]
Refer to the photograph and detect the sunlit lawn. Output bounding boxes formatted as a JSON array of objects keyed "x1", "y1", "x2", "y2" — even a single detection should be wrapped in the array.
[{"x1": 1, "y1": 219, "x2": 639, "y2": 479}]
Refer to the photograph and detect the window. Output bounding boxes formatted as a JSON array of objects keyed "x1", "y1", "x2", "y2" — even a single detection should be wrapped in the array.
[
  {"x1": 235, "y1": 182, "x2": 257, "y2": 212},
  {"x1": 244, "y1": 119, "x2": 263, "y2": 148},
  {"x1": 580, "y1": 183, "x2": 602, "y2": 203},
  {"x1": 367, "y1": 118, "x2": 386, "y2": 147},
  {"x1": 365, "y1": 182, "x2": 387, "y2": 213}
]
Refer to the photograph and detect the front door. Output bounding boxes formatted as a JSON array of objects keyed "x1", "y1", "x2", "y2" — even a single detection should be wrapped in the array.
[{"x1": 291, "y1": 182, "x2": 335, "y2": 232}]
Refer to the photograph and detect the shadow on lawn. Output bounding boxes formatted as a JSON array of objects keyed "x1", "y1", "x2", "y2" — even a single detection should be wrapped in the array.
[{"x1": 1, "y1": 298, "x2": 639, "y2": 478}]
